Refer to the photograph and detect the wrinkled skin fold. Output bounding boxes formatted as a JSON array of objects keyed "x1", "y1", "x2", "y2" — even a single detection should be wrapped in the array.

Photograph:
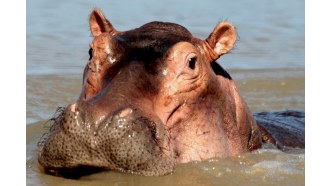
[{"x1": 37, "y1": 8, "x2": 304, "y2": 178}]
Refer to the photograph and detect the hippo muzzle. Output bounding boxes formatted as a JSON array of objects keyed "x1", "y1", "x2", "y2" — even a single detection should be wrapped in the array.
[{"x1": 38, "y1": 102, "x2": 174, "y2": 177}]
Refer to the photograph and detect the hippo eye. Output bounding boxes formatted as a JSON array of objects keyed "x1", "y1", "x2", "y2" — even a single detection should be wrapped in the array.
[
  {"x1": 188, "y1": 57, "x2": 197, "y2": 70},
  {"x1": 88, "y1": 48, "x2": 93, "y2": 60}
]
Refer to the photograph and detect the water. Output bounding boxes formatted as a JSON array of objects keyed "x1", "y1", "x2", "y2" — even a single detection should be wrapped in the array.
[
  {"x1": 27, "y1": 0, "x2": 304, "y2": 75},
  {"x1": 26, "y1": 0, "x2": 304, "y2": 185}
]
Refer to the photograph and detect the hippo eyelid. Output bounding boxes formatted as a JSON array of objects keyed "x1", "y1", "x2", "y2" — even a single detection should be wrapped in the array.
[{"x1": 88, "y1": 48, "x2": 93, "y2": 60}]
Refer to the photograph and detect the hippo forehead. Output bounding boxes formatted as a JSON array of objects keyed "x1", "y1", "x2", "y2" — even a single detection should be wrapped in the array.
[{"x1": 112, "y1": 21, "x2": 195, "y2": 70}]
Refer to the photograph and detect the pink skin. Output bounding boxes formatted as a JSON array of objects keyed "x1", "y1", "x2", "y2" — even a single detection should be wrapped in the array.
[
  {"x1": 69, "y1": 103, "x2": 76, "y2": 112},
  {"x1": 37, "y1": 8, "x2": 266, "y2": 178},
  {"x1": 81, "y1": 10, "x2": 260, "y2": 163},
  {"x1": 153, "y1": 42, "x2": 258, "y2": 162},
  {"x1": 77, "y1": 9, "x2": 262, "y2": 163}
]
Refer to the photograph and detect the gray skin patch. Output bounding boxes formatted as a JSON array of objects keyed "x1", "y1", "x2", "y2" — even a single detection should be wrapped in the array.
[{"x1": 38, "y1": 107, "x2": 174, "y2": 178}]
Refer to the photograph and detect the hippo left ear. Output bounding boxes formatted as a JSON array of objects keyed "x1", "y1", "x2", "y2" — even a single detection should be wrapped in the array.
[
  {"x1": 205, "y1": 22, "x2": 237, "y2": 60},
  {"x1": 89, "y1": 8, "x2": 116, "y2": 37}
]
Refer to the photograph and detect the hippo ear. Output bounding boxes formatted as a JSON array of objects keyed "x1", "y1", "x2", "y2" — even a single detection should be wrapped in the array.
[
  {"x1": 89, "y1": 8, "x2": 116, "y2": 37},
  {"x1": 205, "y1": 22, "x2": 237, "y2": 60}
]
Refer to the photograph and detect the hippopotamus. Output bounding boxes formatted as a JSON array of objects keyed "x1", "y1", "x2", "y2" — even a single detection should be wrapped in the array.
[{"x1": 37, "y1": 8, "x2": 304, "y2": 178}]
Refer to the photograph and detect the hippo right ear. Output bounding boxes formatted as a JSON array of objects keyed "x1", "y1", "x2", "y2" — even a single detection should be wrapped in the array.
[
  {"x1": 89, "y1": 8, "x2": 116, "y2": 37},
  {"x1": 205, "y1": 22, "x2": 237, "y2": 61}
]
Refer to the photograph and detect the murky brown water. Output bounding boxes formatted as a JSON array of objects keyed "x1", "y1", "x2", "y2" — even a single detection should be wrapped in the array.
[{"x1": 27, "y1": 0, "x2": 304, "y2": 185}]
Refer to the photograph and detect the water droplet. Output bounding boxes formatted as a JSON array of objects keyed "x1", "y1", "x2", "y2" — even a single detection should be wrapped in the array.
[
  {"x1": 162, "y1": 69, "x2": 168, "y2": 76},
  {"x1": 108, "y1": 56, "x2": 116, "y2": 64}
]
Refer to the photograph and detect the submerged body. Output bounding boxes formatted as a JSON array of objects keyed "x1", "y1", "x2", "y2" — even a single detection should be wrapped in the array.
[{"x1": 37, "y1": 8, "x2": 304, "y2": 178}]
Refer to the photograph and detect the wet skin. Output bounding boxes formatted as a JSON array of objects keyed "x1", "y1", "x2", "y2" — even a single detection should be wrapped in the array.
[{"x1": 37, "y1": 8, "x2": 304, "y2": 178}]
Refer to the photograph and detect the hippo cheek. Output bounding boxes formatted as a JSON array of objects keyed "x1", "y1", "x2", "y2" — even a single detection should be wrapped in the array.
[{"x1": 37, "y1": 107, "x2": 175, "y2": 178}]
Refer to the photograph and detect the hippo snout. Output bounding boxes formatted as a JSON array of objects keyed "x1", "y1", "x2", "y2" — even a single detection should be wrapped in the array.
[{"x1": 37, "y1": 104, "x2": 174, "y2": 178}]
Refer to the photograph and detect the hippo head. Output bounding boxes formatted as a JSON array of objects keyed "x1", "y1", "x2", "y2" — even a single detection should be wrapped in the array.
[{"x1": 38, "y1": 8, "x2": 262, "y2": 178}]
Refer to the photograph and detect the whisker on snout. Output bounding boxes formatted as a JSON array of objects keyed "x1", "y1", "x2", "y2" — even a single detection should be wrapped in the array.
[{"x1": 37, "y1": 106, "x2": 66, "y2": 149}]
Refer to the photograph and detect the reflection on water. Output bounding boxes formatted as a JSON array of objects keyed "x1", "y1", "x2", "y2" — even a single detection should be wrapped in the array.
[{"x1": 27, "y1": 0, "x2": 304, "y2": 185}]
